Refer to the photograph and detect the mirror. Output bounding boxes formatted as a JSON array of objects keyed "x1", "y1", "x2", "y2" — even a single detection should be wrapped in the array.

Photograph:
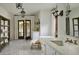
[
  {"x1": 66, "y1": 17, "x2": 70, "y2": 35},
  {"x1": 25, "y1": 20, "x2": 31, "y2": 39}
]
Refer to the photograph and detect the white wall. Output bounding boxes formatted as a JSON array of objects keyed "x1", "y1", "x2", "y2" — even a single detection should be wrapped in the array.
[
  {"x1": 0, "y1": 6, "x2": 11, "y2": 19},
  {"x1": 32, "y1": 15, "x2": 40, "y2": 40},
  {"x1": 70, "y1": 7, "x2": 79, "y2": 36},
  {"x1": 38, "y1": 5, "x2": 66, "y2": 39},
  {"x1": 39, "y1": 10, "x2": 52, "y2": 37},
  {"x1": 14, "y1": 16, "x2": 35, "y2": 39}
]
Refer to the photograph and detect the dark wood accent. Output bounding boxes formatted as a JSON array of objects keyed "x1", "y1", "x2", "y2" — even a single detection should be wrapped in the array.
[
  {"x1": 72, "y1": 18, "x2": 74, "y2": 36},
  {"x1": 55, "y1": 16, "x2": 58, "y2": 37},
  {"x1": 78, "y1": 19, "x2": 79, "y2": 36}
]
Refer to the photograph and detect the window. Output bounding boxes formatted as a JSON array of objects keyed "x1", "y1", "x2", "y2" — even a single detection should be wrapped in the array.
[{"x1": 73, "y1": 17, "x2": 79, "y2": 37}]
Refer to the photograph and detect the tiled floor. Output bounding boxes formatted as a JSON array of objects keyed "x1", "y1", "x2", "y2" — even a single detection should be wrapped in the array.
[{"x1": 0, "y1": 40, "x2": 44, "y2": 55}]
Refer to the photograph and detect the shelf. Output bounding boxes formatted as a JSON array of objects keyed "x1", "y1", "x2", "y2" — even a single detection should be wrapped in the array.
[
  {"x1": 74, "y1": 30, "x2": 78, "y2": 31},
  {"x1": 74, "y1": 24, "x2": 78, "y2": 25},
  {"x1": 0, "y1": 16, "x2": 10, "y2": 51},
  {"x1": 1, "y1": 37, "x2": 8, "y2": 39},
  {"x1": 0, "y1": 25, "x2": 9, "y2": 27}
]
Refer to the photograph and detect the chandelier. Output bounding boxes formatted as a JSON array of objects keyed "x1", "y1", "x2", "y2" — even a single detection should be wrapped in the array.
[
  {"x1": 21, "y1": 8, "x2": 26, "y2": 18},
  {"x1": 16, "y1": 3, "x2": 26, "y2": 18},
  {"x1": 16, "y1": 3, "x2": 23, "y2": 9}
]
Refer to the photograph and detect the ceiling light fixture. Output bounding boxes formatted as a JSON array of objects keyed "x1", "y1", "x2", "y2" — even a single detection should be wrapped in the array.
[
  {"x1": 16, "y1": 3, "x2": 23, "y2": 9},
  {"x1": 20, "y1": 8, "x2": 26, "y2": 18},
  {"x1": 16, "y1": 3, "x2": 26, "y2": 18}
]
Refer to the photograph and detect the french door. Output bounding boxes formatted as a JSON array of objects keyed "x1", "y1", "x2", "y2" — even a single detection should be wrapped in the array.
[
  {"x1": 18, "y1": 20, "x2": 31, "y2": 39},
  {"x1": 25, "y1": 20, "x2": 31, "y2": 40}
]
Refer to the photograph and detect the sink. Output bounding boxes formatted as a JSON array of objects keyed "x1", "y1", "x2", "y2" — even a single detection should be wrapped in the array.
[{"x1": 51, "y1": 40, "x2": 63, "y2": 46}]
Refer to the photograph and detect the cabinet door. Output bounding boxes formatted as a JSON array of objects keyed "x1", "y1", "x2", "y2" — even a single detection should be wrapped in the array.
[
  {"x1": 45, "y1": 44, "x2": 55, "y2": 55},
  {"x1": 41, "y1": 43, "x2": 61, "y2": 55},
  {"x1": 46, "y1": 44, "x2": 52, "y2": 55},
  {"x1": 49, "y1": 47, "x2": 56, "y2": 55},
  {"x1": 41, "y1": 44, "x2": 46, "y2": 55},
  {"x1": 55, "y1": 51, "x2": 61, "y2": 55}
]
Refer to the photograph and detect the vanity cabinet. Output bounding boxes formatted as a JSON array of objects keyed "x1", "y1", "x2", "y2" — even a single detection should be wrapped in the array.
[
  {"x1": 0, "y1": 16, "x2": 10, "y2": 51},
  {"x1": 42, "y1": 42, "x2": 61, "y2": 55},
  {"x1": 55, "y1": 51, "x2": 61, "y2": 55},
  {"x1": 46, "y1": 44, "x2": 56, "y2": 55}
]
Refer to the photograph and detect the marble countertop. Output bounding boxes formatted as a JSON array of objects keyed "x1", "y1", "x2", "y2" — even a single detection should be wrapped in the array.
[{"x1": 40, "y1": 39, "x2": 79, "y2": 55}]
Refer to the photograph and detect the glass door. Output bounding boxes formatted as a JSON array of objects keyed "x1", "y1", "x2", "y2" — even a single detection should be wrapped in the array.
[
  {"x1": 18, "y1": 20, "x2": 24, "y2": 39},
  {"x1": 25, "y1": 20, "x2": 31, "y2": 40}
]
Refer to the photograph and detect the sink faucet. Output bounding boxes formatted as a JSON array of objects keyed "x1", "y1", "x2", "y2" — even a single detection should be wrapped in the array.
[
  {"x1": 65, "y1": 38, "x2": 78, "y2": 45},
  {"x1": 65, "y1": 38, "x2": 73, "y2": 43},
  {"x1": 73, "y1": 40, "x2": 78, "y2": 45},
  {"x1": 69, "y1": 39, "x2": 73, "y2": 43},
  {"x1": 65, "y1": 38, "x2": 69, "y2": 42}
]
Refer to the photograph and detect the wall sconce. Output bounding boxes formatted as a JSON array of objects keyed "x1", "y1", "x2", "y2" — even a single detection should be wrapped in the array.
[
  {"x1": 59, "y1": 10, "x2": 63, "y2": 16},
  {"x1": 51, "y1": 5, "x2": 63, "y2": 16},
  {"x1": 65, "y1": 3, "x2": 71, "y2": 16},
  {"x1": 51, "y1": 10, "x2": 63, "y2": 16}
]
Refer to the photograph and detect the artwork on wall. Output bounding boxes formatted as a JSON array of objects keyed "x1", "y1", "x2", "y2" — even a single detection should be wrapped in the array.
[{"x1": 34, "y1": 19, "x2": 40, "y2": 31}]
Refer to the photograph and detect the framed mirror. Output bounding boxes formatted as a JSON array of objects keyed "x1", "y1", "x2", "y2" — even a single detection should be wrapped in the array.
[{"x1": 66, "y1": 17, "x2": 70, "y2": 35}]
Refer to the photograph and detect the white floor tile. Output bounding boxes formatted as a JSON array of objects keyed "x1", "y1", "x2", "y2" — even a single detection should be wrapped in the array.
[{"x1": 0, "y1": 40, "x2": 44, "y2": 55}]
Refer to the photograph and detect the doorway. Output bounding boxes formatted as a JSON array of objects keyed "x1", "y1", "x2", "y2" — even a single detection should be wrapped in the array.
[{"x1": 18, "y1": 20, "x2": 31, "y2": 39}]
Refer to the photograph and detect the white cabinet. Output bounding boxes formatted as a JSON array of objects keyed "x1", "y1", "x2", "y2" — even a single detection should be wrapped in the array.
[
  {"x1": 55, "y1": 51, "x2": 61, "y2": 55},
  {"x1": 41, "y1": 43, "x2": 55, "y2": 55},
  {"x1": 45, "y1": 44, "x2": 55, "y2": 55},
  {"x1": 41, "y1": 43, "x2": 61, "y2": 55},
  {"x1": 33, "y1": 32, "x2": 40, "y2": 40}
]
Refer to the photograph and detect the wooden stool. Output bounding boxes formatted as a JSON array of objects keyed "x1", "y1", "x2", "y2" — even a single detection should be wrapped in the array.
[{"x1": 31, "y1": 40, "x2": 41, "y2": 49}]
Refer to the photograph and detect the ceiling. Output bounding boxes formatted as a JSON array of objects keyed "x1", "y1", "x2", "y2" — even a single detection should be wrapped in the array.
[{"x1": 0, "y1": 3, "x2": 79, "y2": 16}]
